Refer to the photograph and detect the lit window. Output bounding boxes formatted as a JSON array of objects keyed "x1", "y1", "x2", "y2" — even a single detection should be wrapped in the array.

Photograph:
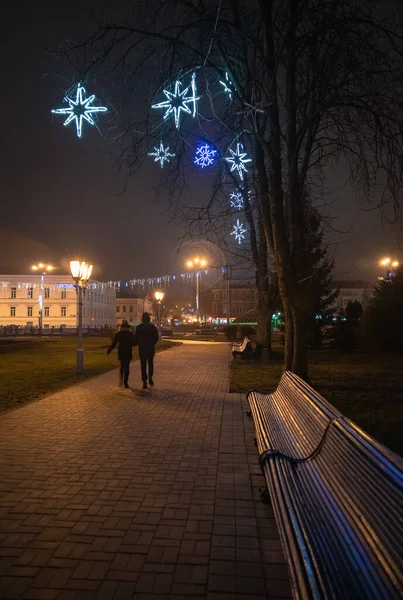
[
  {"x1": 61, "y1": 307, "x2": 67, "y2": 317},
  {"x1": 10, "y1": 306, "x2": 16, "y2": 317},
  {"x1": 129, "y1": 305, "x2": 133, "y2": 312},
  {"x1": 11, "y1": 287, "x2": 16, "y2": 299},
  {"x1": 117, "y1": 306, "x2": 120, "y2": 313},
  {"x1": 44, "y1": 288, "x2": 50, "y2": 299},
  {"x1": 122, "y1": 306, "x2": 126, "y2": 312},
  {"x1": 27, "y1": 307, "x2": 33, "y2": 317},
  {"x1": 61, "y1": 289, "x2": 67, "y2": 299},
  {"x1": 28, "y1": 288, "x2": 33, "y2": 299},
  {"x1": 44, "y1": 307, "x2": 50, "y2": 317}
]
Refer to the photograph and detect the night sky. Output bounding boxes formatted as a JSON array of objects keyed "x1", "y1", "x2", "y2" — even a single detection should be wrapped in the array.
[{"x1": 1, "y1": 1, "x2": 398, "y2": 283}]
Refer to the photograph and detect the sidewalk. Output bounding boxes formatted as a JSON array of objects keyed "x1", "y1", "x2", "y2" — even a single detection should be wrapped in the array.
[{"x1": 0, "y1": 342, "x2": 291, "y2": 599}]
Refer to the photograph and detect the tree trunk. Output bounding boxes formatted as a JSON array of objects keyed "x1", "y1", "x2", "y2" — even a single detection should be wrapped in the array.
[
  {"x1": 291, "y1": 305, "x2": 310, "y2": 382},
  {"x1": 256, "y1": 285, "x2": 273, "y2": 359},
  {"x1": 284, "y1": 301, "x2": 293, "y2": 371}
]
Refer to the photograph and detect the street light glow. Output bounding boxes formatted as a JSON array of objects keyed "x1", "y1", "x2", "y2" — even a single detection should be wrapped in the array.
[
  {"x1": 31, "y1": 263, "x2": 54, "y2": 273},
  {"x1": 380, "y1": 258, "x2": 391, "y2": 266},
  {"x1": 70, "y1": 260, "x2": 93, "y2": 283},
  {"x1": 155, "y1": 290, "x2": 165, "y2": 302},
  {"x1": 392, "y1": 260, "x2": 400, "y2": 268}
]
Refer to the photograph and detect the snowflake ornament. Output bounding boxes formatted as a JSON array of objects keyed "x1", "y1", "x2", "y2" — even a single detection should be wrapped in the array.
[
  {"x1": 194, "y1": 142, "x2": 217, "y2": 168},
  {"x1": 225, "y1": 143, "x2": 251, "y2": 181},
  {"x1": 148, "y1": 141, "x2": 175, "y2": 168},
  {"x1": 231, "y1": 219, "x2": 247, "y2": 244},
  {"x1": 51, "y1": 83, "x2": 107, "y2": 138},
  {"x1": 152, "y1": 73, "x2": 200, "y2": 129},
  {"x1": 219, "y1": 72, "x2": 233, "y2": 99},
  {"x1": 229, "y1": 189, "x2": 252, "y2": 209},
  {"x1": 230, "y1": 191, "x2": 244, "y2": 209}
]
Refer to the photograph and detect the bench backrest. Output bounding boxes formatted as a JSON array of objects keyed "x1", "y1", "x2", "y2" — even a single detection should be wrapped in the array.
[
  {"x1": 248, "y1": 371, "x2": 342, "y2": 458},
  {"x1": 233, "y1": 336, "x2": 251, "y2": 351}
]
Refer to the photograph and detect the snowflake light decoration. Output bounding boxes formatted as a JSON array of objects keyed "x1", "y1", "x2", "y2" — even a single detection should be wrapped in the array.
[
  {"x1": 219, "y1": 72, "x2": 233, "y2": 99},
  {"x1": 230, "y1": 191, "x2": 244, "y2": 209},
  {"x1": 194, "y1": 142, "x2": 217, "y2": 168},
  {"x1": 225, "y1": 143, "x2": 251, "y2": 181},
  {"x1": 231, "y1": 219, "x2": 247, "y2": 244},
  {"x1": 152, "y1": 73, "x2": 200, "y2": 129},
  {"x1": 51, "y1": 83, "x2": 107, "y2": 138},
  {"x1": 148, "y1": 141, "x2": 175, "y2": 168},
  {"x1": 229, "y1": 189, "x2": 252, "y2": 209}
]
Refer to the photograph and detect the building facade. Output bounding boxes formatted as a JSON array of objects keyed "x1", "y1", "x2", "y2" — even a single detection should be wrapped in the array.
[
  {"x1": 116, "y1": 296, "x2": 153, "y2": 325},
  {"x1": 0, "y1": 274, "x2": 116, "y2": 329},
  {"x1": 212, "y1": 284, "x2": 258, "y2": 319},
  {"x1": 333, "y1": 280, "x2": 375, "y2": 311}
]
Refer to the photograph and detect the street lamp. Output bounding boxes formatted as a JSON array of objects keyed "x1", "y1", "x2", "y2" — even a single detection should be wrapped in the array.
[
  {"x1": 155, "y1": 290, "x2": 165, "y2": 327},
  {"x1": 70, "y1": 260, "x2": 93, "y2": 374},
  {"x1": 186, "y1": 257, "x2": 207, "y2": 322},
  {"x1": 31, "y1": 263, "x2": 54, "y2": 335},
  {"x1": 380, "y1": 257, "x2": 400, "y2": 280}
]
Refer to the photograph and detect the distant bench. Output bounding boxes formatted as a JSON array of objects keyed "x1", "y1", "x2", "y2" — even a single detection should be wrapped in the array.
[
  {"x1": 232, "y1": 336, "x2": 252, "y2": 359},
  {"x1": 247, "y1": 372, "x2": 403, "y2": 600}
]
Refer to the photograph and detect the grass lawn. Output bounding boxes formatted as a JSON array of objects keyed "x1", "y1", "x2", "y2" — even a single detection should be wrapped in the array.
[
  {"x1": 230, "y1": 338, "x2": 403, "y2": 456},
  {"x1": 0, "y1": 337, "x2": 179, "y2": 414}
]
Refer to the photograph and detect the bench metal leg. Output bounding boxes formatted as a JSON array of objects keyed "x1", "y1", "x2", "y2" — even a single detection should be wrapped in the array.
[
  {"x1": 259, "y1": 487, "x2": 271, "y2": 504},
  {"x1": 246, "y1": 410, "x2": 252, "y2": 417}
]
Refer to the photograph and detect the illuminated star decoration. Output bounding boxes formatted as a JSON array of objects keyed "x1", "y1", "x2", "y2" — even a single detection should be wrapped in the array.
[
  {"x1": 225, "y1": 143, "x2": 252, "y2": 181},
  {"x1": 230, "y1": 191, "x2": 244, "y2": 209},
  {"x1": 219, "y1": 72, "x2": 233, "y2": 100},
  {"x1": 51, "y1": 83, "x2": 107, "y2": 138},
  {"x1": 230, "y1": 189, "x2": 252, "y2": 209},
  {"x1": 148, "y1": 141, "x2": 175, "y2": 168},
  {"x1": 152, "y1": 73, "x2": 200, "y2": 129},
  {"x1": 194, "y1": 142, "x2": 218, "y2": 168},
  {"x1": 231, "y1": 219, "x2": 247, "y2": 244}
]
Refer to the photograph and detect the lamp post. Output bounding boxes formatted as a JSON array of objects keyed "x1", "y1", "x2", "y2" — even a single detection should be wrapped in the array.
[
  {"x1": 31, "y1": 263, "x2": 54, "y2": 335},
  {"x1": 155, "y1": 290, "x2": 165, "y2": 328},
  {"x1": 380, "y1": 257, "x2": 400, "y2": 280},
  {"x1": 186, "y1": 257, "x2": 207, "y2": 322},
  {"x1": 70, "y1": 260, "x2": 93, "y2": 374}
]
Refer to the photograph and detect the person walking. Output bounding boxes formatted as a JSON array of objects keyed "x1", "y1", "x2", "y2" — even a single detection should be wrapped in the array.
[
  {"x1": 107, "y1": 320, "x2": 136, "y2": 388},
  {"x1": 133, "y1": 312, "x2": 159, "y2": 389}
]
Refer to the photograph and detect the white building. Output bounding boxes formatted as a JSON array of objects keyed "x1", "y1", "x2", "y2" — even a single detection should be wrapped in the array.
[
  {"x1": 116, "y1": 296, "x2": 153, "y2": 325},
  {"x1": 332, "y1": 280, "x2": 375, "y2": 311},
  {"x1": 0, "y1": 274, "x2": 116, "y2": 329}
]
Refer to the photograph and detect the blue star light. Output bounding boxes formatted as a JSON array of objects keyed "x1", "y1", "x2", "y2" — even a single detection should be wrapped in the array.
[
  {"x1": 231, "y1": 219, "x2": 247, "y2": 244},
  {"x1": 148, "y1": 141, "x2": 175, "y2": 168},
  {"x1": 51, "y1": 83, "x2": 107, "y2": 138},
  {"x1": 225, "y1": 143, "x2": 251, "y2": 181},
  {"x1": 152, "y1": 73, "x2": 200, "y2": 129},
  {"x1": 194, "y1": 142, "x2": 218, "y2": 168},
  {"x1": 219, "y1": 72, "x2": 233, "y2": 99}
]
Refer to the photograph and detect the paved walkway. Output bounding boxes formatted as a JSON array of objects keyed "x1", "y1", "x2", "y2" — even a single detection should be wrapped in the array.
[{"x1": 0, "y1": 343, "x2": 291, "y2": 600}]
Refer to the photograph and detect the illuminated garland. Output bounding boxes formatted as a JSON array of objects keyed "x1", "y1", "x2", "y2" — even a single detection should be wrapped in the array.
[{"x1": 51, "y1": 83, "x2": 107, "y2": 138}]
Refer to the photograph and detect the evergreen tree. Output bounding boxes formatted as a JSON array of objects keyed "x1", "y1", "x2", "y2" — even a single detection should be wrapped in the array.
[{"x1": 365, "y1": 272, "x2": 403, "y2": 352}]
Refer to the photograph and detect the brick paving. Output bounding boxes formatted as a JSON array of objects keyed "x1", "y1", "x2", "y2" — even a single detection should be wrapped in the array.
[{"x1": 0, "y1": 342, "x2": 292, "y2": 600}]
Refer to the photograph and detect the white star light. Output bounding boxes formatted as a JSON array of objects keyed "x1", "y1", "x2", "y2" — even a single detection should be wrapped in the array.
[
  {"x1": 148, "y1": 141, "x2": 175, "y2": 168},
  {"x1": 225, "y1": 143, "x2": 251, "y2": 181},
  {"x1": 152, "y1": 73, "x2": 200, "y2": 129},
  {"x1": 194, "y1": 143, "x2": 217, "y2": 168},
  {"x1": 51, "y1": 83, "x2": 107, "y2": 138},
  {"x1": 219, "y1": 72, "x2": 233, "y2": 99},
  {"x1": 231, "y1": 219, "x2": 247, "y2": 244}
]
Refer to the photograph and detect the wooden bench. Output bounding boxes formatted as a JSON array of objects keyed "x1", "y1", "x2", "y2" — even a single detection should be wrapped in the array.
[
  {"x1": 247, "y1": 373, "x2": 403, "y2": 600},
  {"x1": 232, "y1": 336, "x2": 252, "y2": 359}
]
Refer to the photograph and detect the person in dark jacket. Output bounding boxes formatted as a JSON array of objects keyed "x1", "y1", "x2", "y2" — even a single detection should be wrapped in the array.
[
  {"x1": 133, "y1": 312, "x2": 159, "y2": 389},
  {"x1": 107, "y1": 320, "x2": 136, "y2": 388}
]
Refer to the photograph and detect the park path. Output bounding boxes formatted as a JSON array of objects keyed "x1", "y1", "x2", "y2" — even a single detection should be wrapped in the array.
[{"x1": 0, "y1": 342, "x2": 291, "y2": 600}]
